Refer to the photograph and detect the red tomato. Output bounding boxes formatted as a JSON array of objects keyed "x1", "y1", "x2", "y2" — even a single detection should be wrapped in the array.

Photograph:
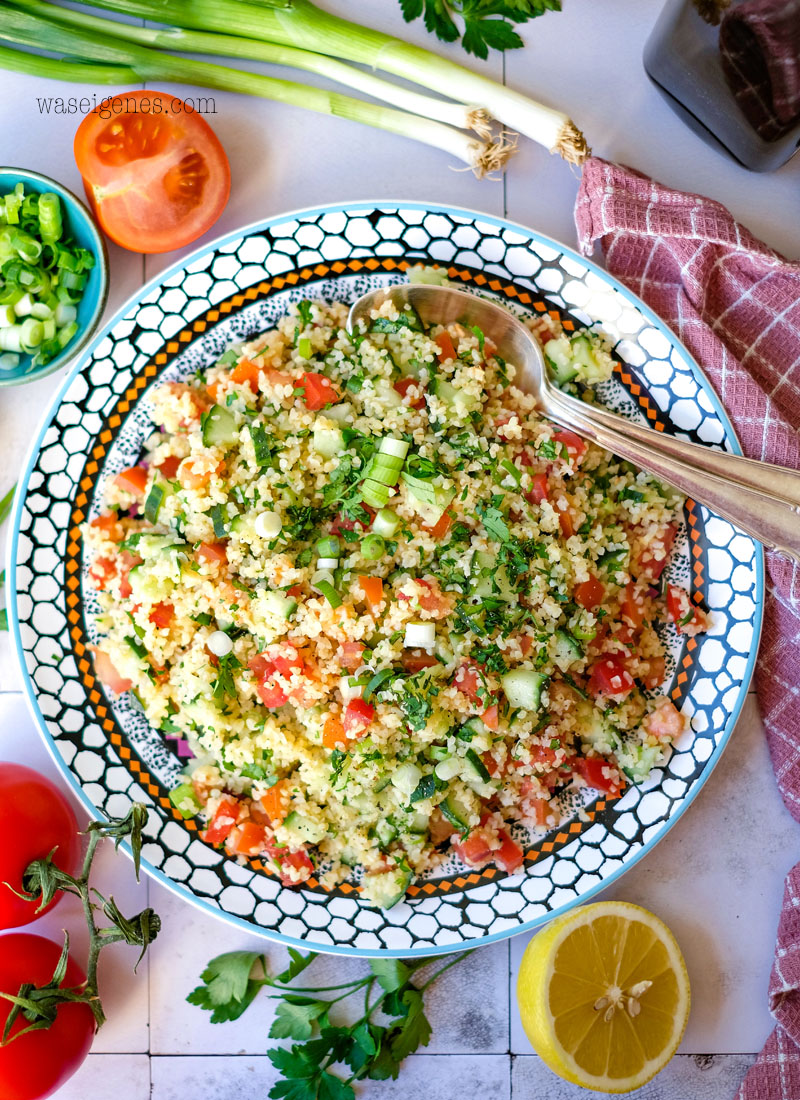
[
  {"x1": 269, "y1": 648, "x2": 305, "y2": 677},
  {"x1": 148, "y1": 601, "x2": 174, "y2": 629},
  {"x1": 453, "y1": 663, "x2": 488, "y2": 704},
  {"x1": 257, "y1": 682, "x2": 289, "y2": 709},
  {"x1": 494, "y1": 829, "x2": 524, "y2": 873},
  {"x1": 330, "y1": 507, "x2": 374, "y2": 536},
  {"x1": 524, "y1": 472, "x2": 549, "y2": 506},
  {"x1": 528, "y1": 744, "x2": 560, "y2": 768},
  {"x1": 116, "y1": 550, "x2": 142, "y2": 600},
  {"x1": 453, "y1": 829, "x2": 493, "y2": 867},
  {"x1": 518, "y1": 633, "x2": 534, "y2": 656},
  {"x1": 0, "y1": 766, "x2": 80, "y2": 930},
  {"x1": 89, "y1": 513, "x2": 123, "y2": 542},
  {"x1": 92, "y1": 648, "x2": 132, "y2": 694},
  {"x1": 481, "y1": 704, "x2": 499, "y2": 731},
  {"x1": 634, "y1": 523, "x2": 677, "y2": 582},
  {"x1": 555, "y1": 497, "x2": 575, "y2": 538},
  {"x1": 415, "y1": 579, "x2": 451, "y2": 617},
  {"x1": 641, "y1": 656, "x2": 667, "y2": 690},
  {"x1": 74, "y1": 90, "x2": 230, "y2": 254},
  {"x1": 435, "y1": 331, "x2": 456, "y2": 362},
  {"x1": 230, "y1": 821, "x2": 268, "y2": 857},
  {"x1": 393, "y1": 376, "x2": 426, "y2": 408},
  {"x1": 401, "y1": 649, "x2": 439, "y2": 673},
  {"x1": 277, "y1": 848, "x2": 314, "y2": 887},
  {"x1": 0, "y1": 934, "x2": 95, "y2": 1100},
  {"x1": 114, "y1": 466, "x2": 148, "y2": 496},
  {"x1": 552, "y1": 429, "x2": 587, "y2": 463},
  {"x1": 197, "y1": 541, "x2": 228, "y2": 566},
  {"x1": 621, "y1": 581, "x2": 645, "y2": 632},
  {"x1": 155, "y1": 455, "x2": 181, "y2": 480},
  {"x1": 575, "y1": 576, "x2": 604, "y2": 610},
  {"x1": 202, "y1": 797, "x2": 241, "y2": 846},
  {"x1": 423, "y1": 511, "x2": 453, "y2": 540},
  {"x1": 299, "y1": 372, "x2": 339, "y2": 410},
  {"x1": 666, "y1": 585, "x2": 709, "y2": 636},
  {"x1": 587, "y1": 656, "x2": 635, "y2": 699},
  {"x1": 342, "y1": 699, "x2": 375, "y2": 736},
  {"x1": 571, "y1": 756, "x2": 622, "y2": 796}
]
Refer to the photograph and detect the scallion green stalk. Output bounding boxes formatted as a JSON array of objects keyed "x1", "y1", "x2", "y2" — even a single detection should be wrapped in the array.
[
  {"x1": 10, "y1": 0, "x2": 492, "y2": 138},
  {"x1": 81, "y1": 0, "x2": 589, "y2": 162},
  {"x1": 0, "y1": 7, "x2": 509, "y2": 175}
]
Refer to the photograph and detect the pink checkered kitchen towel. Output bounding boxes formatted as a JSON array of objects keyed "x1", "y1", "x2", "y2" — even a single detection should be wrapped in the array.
[{"x1": 575, "y1": 156, "x2": 800, "y2": 1099}]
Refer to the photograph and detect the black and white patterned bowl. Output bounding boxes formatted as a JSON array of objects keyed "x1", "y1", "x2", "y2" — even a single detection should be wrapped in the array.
[{"x1": 7, "y1": 203, "x2": 763, "y2": 957}]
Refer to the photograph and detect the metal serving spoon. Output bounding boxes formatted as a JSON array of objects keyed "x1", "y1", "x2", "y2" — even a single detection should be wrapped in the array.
[{"x1": 348, "y1": 284, "x2": 800, "y2": 564}]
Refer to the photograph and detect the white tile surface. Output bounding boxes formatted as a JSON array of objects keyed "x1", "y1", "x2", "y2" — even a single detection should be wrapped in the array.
[{"x1": 2, "y1": 1, "x2": 799, "y2": 1095}]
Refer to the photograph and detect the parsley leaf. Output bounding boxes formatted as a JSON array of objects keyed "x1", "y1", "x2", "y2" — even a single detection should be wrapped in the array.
[
  {"x1": 399, "y1": 0, "x2": 560, "y2": 58},
  {"x1": 269, "y1": 999, "x2": 328, "y2": 1040},
  {"x1": 186, "y1": 951, "x2": 266, "y2": 1023}
]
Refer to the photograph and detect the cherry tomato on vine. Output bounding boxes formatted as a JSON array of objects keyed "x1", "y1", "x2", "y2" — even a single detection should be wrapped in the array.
[
  {"x1": 0, "y1": 934, "x2": 94, "y2": 1100},
  {"x1": 73, "y1": 90, "x2": 230, "y2": 254},
  {"x1": 0, "y1": 764, "x2": 80, "y2": 929}
]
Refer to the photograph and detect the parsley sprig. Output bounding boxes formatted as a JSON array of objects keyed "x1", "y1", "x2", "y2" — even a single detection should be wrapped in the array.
[
  {"x1": 188, "y1": 947, "x2": 472, "y2": 1098},
  {"x1": 399, "y1": 0, "x2": 560, "y2": 59}
]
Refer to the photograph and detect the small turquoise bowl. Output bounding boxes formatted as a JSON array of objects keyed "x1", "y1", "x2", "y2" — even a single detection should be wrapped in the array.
[{"x1": 0, "y1": 167, "x2": 109, "y2": 387}]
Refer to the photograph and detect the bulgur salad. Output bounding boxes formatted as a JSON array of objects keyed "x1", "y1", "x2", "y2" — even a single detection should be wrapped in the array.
[{"x1": 84, "y1": 290, "x2": 708, "y2": 909}]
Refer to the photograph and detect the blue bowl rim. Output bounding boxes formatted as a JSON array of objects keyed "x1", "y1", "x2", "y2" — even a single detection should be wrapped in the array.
[{"x1": 0, "y1": 166, "x2": 109, "y2": 388}]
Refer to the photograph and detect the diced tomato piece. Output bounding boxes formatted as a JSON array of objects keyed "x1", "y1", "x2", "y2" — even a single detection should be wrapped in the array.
[
  {"x1": 641, "y1": 655, "x2": 667, "y2": 690},
  {"x1": 401, "y1": 649, "x2": 439, "y2": 673},
  {"x1": 277, "y1": 848, "x2": 314, "y2": 887},
  {"x1": 202, "y1": 796, "x2": 241, "y2": 845},
  {"x1": 257, "y1": 682, "x2": 289, "y2": 709},
  {"x1": 454, "y1": 663, "x2": 486, "y2": 704},
  {"x1": 155, "y1": 455, "x2": 181, "y2": 480},
  {"x1": 231, "y1": 357, "x2": 262, "y2": 390},
  {"x1": 453, "y1": 828, "x2": 493, "y2": 868},
  {"x1": 644, "y1": 698, "x2": 685, "y2": 740},
  {"x1": 286, "y1": 583, "x2": 303, "y2": 599},
  {"x1": 528, "y1": 744, "x2": 560, "y2": 768},
  {"x1": 587, "y1": 656, "x2": 635, "y2": 699},
  {"x1": 197, "y1": 541, "x2": 228, "y2": 565},
  {"x1": 482, "y1": 751, "x2": 500, "y2": 776},
  {"x1": 89, "y1": 556, "x2": 117, "y2": 591},
  {"x1": 117, "y1": 550, "x2": 142, "y2": 599},
  {"x1": 416, "y1": 579, "x2": 452, "y2": 616},
  {"x1": 571, "y1": 755, "x2": 622, "y2": 796},
  {"x1": 393, "y1": 376, "x2": 426, "y2": 408},
  {"x1": 554, "y1": 497, "x2": 575, "y2": 538},
  {"x1": 423, "y1": 511, "x2": 453, "y2": 540},
  {"x1": 621, "y1": 581, "x2": 645, "y2": 632},
  {"x1": 357, "y1": 575, "x2": 384, "y2": 608},
  {"x1": 92, "y1": 648, "x2": 133, "y2": 694},
  {"x1": 481, "y1": 705, "x2": 499, "y2": 731},
  {"x1": 270, "y1": 646, "x2": 305, "y2": 677},
  {"x1": 342, "y1": 698, "x2": 375, "y2": 736},
  {"x1": 494, "y1": 829, "x2": 524, "y2": 873},
  {"x1": 522, "y1": 794, "x2": 551, "y2": 827},
  {"x1": 435, "y1": 331, "x2": 456, "y2": 362},
  {"x1": 90, "y1": 512, "x2": 124, "y2": 541},
  {"x1": 611, "y1": 622, "x2": 635, "y2": 648},
  {"x1": 518, "y1": 633, "x2": 534, "y2": 656},
  {"x1": 634, "y1": 523, "x2": 677, "y2": 582},
  {"x1": 300, "y1": 371, "x2": 339, "y2": 410},
  {"x1": 525, "y1": 472, "x2": 549, "y2": 506},
  {"x1": 260, "y1": 779, "x2": 291, "y2": 825},
  {"x1": 322, "y1": 715, "x2": 347, "y2": 749},
  {"x1": 552, "y1": 429, "x2": 587, "y2": 463},
  {"x1": 338, "y1": 641, "x2": 365, "y2": 672},
  {"x1": 114, "y1": 465, "x2": 148, "y2": 496},
  {"x1": 230, "y1": 821, "x2": 268, "y2": 856},
  {"x1": 575, "y1": 576, "x2": 604, "y2": 610},
  {"x1": 180, "y1": 457, "x2": 225, "y2": 490},
  {"x1": 148, "y1": 601, "x2": 174, "y2": 629},
  {"x1": 330, "y1": 506, "x2": 375, "y2": 536},
  {"x1": 666, "y1": 584, "x2": 709, "y2": 636}
]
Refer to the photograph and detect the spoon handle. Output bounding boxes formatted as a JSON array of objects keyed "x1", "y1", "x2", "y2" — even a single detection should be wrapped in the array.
[{"x1": 541, "y1": 387, "x2": 800, "y2": 564}]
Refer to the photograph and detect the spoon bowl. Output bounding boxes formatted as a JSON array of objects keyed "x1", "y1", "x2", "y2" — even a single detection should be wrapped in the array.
[{"x1": 347, "y1": 282, "x2": 800, "y2": 563}]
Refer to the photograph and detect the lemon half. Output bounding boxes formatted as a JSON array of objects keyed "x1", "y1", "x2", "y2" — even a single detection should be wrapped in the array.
[{"x1": 517, "y1": 901, "x2": 690, "y2": 1094}]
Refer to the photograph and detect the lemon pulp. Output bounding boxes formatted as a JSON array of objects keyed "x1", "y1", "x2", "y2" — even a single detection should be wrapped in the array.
[{"x1": 517, "y1": 901, "x2": 690, "y2": 1094}]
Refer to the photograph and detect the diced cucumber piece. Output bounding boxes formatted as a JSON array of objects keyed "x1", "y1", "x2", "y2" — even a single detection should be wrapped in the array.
[
  {"x1": 128, "y1": 564, "x2": 174, "y2": 603},
  {"x1": 578, "y1": 703, "x2": 621, "y2": 756},
  {"x1": 435, "y1": 379, "x2": 480, "y2": 415},
  {"x1": 455, "y1": 717, "x2": 485, "y2": 742},
  {"x1": 553, "y1": 628, "x2": 583, "y2": 663},
  {"x1": 501, "y1": 669, "x2": 547, "y2": 711},
  {"x1": 391, "y1": 761, "x2": 423, "y2": 797},
  {"x1": 464, "y1": 747, "x2": 491, "y2": 783},
  {"x1": 262, "y1": 590, "x2": 298, "y2": 620},
  {"x1": 131, "y1": 533, "x2": 184, "y2": 558},
  {"x1": 202, "y1": 404, "x2": 238, "y2": 448},
  {"x1": 439, "y1": 793, "x2": 469, "y2": 834},
  {"x1": 144, "y1": 480, "x2": 169, "y2": 525},
  {"x1": 620, "y1": 743, "x2": 664, "y2": 782},
  {"x1": 544, "y1": 336, "x2": 578, "y2": 385},
  {"x1": 360, "y1": 863, "x2": 413, "y2": 909},
  {"x1": 374, "y1": 817, "x2": 398, "y2": 848},
  {"x1": 313, "y1": 423, "x2": 345, "y2": 457},
  {"x1": 407, "y1": 809, "x2": 430, "y2": 834},
  {"x1": 169, "y1": 783, "x2": 201, "y2": 819},
  {"x1": 283, "y1": 811, "x2": 327, "y2": 845}
]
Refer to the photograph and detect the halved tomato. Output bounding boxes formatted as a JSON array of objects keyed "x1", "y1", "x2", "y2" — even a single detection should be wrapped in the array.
[{"x1": 74, "y1": 91, "x2": 230, "y2": 254}]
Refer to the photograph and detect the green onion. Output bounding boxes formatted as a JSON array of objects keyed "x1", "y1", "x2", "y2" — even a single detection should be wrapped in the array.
[
  {"x1": 316, "y1": 579, "x2": 342, "y2": 608},
  {"x1": 373, "y1": 508, "x2": 400, "y2": 537},
  {"x1": 37, "y1": 192, "x2": 62, "y2": 242},
  {"x1": 75, "y1": 0, "x2": 588, "y2": 163},
  {"x1": 297, "y1": 336, "x2": 312, "y2": 359},
  {"x1": 361, "y1": 480, "x2": 391, "y2": 510},
  {"x1": 0, "y1": 4, "x2": 510, "y2": 176},
  {"x1": 316, "y1": 536, "x2": 340, "y2": 557},
  {"x1": 363, "y1": 667, "x2": 396, "y2": 701},
  {"x1": 361, "y1": 533, "x2": 385, "y2": 560}
]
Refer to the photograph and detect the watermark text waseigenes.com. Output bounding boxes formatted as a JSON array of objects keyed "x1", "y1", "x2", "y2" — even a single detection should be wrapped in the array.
[{"x1": 35, "y1": 92, "x2": 218, "y2": 118}]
